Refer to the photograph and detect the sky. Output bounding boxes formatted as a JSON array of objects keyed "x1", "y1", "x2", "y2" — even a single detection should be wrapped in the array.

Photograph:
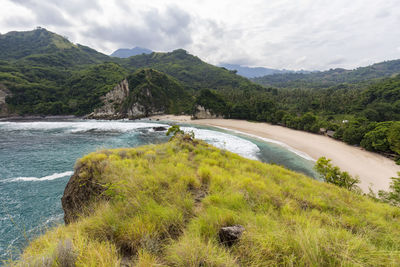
[{"x1": 0, "y1": 0, "x2": 399, "y2": 70}]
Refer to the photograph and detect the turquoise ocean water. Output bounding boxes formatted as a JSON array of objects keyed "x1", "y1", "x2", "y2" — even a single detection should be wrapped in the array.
[{"x1": 0, "y1": 119, "x2": 317, "y2": 262}]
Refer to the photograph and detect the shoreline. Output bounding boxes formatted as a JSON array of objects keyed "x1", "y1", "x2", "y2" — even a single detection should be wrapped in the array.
[{"x1": 149, "y1": 115, "x2": 400, "y2": 193}]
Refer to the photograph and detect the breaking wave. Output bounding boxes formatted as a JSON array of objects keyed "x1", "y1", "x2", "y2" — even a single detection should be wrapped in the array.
[
  {"x1": 2, "y1": 171, "x2": 74, "y2": 182},
  {"x1": 0, "y1": 121, "x2": 169, "y2": 133}
]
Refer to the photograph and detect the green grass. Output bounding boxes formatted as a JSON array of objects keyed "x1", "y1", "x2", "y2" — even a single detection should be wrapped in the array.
[{"x1": 11, "y1": 135, "x2": 400, "y2": 266}]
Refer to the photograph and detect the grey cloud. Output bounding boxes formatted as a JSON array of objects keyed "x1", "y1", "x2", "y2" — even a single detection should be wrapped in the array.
[
  {"x1": 9, "y1": 0, "x2": 71, "y2": 26},
  {"x1": 2, "y1": 15, "x2": 35, "y2": 28},
  {"x1": 2, "y1": 0, "x2": 400, "y2": 70},
  {"x1": 10, "y1": 0, "x2": 101, "y2": 15},
  {"x1": 376, "y1": 10, "x2": 390, "y2": 18},
  {"x1": 328, "y1": 58, "x2": 347, "y2": 65},
  {"x1": 9, "y1": 0, "x2": 103, "y2": 27},
  {"x1": 85, "y1": 6, "x2": 193, "y2": 51}
]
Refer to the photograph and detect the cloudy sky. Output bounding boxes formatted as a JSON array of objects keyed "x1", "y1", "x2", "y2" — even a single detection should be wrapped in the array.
[{"x1": 1, "y1": 0, "x2": 399, "y2": 70}]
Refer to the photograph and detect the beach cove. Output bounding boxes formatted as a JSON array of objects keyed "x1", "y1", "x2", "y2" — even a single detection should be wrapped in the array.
[{"x1": 151, "y1": 115, "x2": 400, "y2": 193}]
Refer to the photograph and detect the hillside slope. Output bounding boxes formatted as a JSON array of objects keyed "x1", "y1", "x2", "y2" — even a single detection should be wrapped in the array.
[
  {"x1": 120, "y1": 49, "x2": 263, "y2": 92},
  {"x1": 13, "y1": 134, "x2": 400, "y2": 266}
]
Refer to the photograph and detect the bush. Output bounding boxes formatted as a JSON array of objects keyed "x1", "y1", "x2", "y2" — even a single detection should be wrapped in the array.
[
  {"x1": 378, "y1": 172, "x2": 400, "y2": 206},
  {"x1": 314, "y1": 157, "x2": 360, "y2": 191}
]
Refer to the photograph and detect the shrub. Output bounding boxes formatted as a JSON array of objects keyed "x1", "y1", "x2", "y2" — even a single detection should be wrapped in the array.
[
  {"x1": 378, "y1": 172, "x2": 400, "y2": 206},
  {"x1": 314, "y1": 157, "x2": 360, "y2": 191}
]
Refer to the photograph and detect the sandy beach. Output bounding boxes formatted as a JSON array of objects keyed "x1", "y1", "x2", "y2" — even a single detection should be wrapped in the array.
[{"x1": 149, "y1": 115, "x2": 400, "y2": 193}]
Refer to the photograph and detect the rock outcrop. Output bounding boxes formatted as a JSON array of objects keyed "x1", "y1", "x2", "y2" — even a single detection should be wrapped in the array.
[
  {"x1": 218, "y1": 225, "x2": 245, "y2": 246},
  {"x1": 0, "y1": 84, "x2": 10, "y2": 117},
  {"x1": 87, "y1": 69, "x2": 191, "y2": 119},
  {"x1": 192, "y1": 105, "x2": 223, "y2": 119},
  {"x1": 88, "y1": 79, "x2": 130, "y2": 119},
  {"x1": 61, "y1": 163, "x2": 108, "y2": 224}
]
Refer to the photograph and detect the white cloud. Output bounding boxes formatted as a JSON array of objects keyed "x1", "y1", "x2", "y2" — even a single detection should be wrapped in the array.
[{"x1": 1, "y1": 0, "x2": 400, "y2": 70}]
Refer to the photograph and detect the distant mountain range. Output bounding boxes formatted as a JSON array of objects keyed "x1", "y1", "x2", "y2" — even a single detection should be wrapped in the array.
[
  {"x1": 251, "y1": 60, "x2": 400, "y2": 88},
  {"x1": 220, "y1": 63, "x2": 311, "y2": 78},
  {"x1": 110, "y1": 47, "x2": 152, "y2": 58}
]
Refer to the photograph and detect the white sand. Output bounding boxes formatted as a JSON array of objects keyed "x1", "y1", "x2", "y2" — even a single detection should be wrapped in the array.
[{"x1": 150, "y1": 115, "x2": 400, "y2": 193}]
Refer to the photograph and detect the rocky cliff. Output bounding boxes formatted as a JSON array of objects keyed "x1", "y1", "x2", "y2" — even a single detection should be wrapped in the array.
[
  {"x1": 192, "y1": 105, "x2": 223, "y2": 119},
  {"x1": 88, "y1": 69, "x2": 191, "y2": 119},
  {"x1": 0, "y1": 84, "x2": 10, "y2": 117}
]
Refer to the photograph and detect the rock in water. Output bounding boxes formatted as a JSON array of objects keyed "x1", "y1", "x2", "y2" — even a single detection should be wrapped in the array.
[
  {"x1": 218, "y1": 225, "x2": 245, "y2": 246},
  {"x1": 153, "y1": 126, "x2": 167, "y2": 131}
]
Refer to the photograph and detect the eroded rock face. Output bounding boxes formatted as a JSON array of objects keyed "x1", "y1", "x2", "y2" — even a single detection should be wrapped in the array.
[
  {"x1": 192, "y1": 105, "x2": 222, "y2": 119},
  {"x1": 61, "y1": 164, "x2": 108, "y2": 224},
  {"x1": 0, "y1": 84, "x2": 10, "y2": 117},
  {"x1": 87, "y1": 79, "x2": 130, "y2": 119},
  {"x1": 87, "y1": 79, "x2": 165, "y2": 119},
  {"x1": 218, "y1": 225, "x2": 245, "y2": 246}
]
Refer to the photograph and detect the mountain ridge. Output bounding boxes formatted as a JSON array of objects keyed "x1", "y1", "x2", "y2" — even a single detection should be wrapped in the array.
[
  {"x1": 220, "y1": 63, "x2": 311, "y2": 78},
  {"x1": 252, "y1": 59, "x2": 400, "y2": 88},
  {"x1": 110, "y1": 47, "x2": 153, "y2": 58}
]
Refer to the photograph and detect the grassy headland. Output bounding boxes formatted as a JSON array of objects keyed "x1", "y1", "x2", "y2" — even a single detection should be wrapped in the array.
[{"x1": 11, "y1": 133, "x2": 400, "y2": 266}]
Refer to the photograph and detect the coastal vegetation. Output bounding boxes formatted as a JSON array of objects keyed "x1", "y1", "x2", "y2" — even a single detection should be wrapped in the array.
[
  {"x1": 313, "y1": 156, "x2": 400, "y2": 207},
  {"x1": 10, "y1": 133, "x2": 400, "y2": 266},
  {"x1": 314, "y1": 157, "x2": 360, "y2": 192},
  {"x1": 0, "y1": 28, "x2": 399, "y2": 162}
]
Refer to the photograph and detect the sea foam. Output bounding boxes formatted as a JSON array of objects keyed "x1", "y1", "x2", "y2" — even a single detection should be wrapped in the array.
[
  {"x1": 212, "y1": 126, "x2": 315, "y2": 161},
  {"x1": 0, "y1": 121, "x2": 169, "y2": 133},
  {"x1": 181, "y1": 127, "x2": 260, "y2": 160},
  {"x1": 2, "y1": 171, "x2": 74, "y2": 182}
]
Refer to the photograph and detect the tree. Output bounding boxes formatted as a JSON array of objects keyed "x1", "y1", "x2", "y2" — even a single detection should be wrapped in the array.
[
  {"x1": 360, "y1": 122, "x2": 392, "y2": 152},
  {"x1": 166, "y1": 125, "x2": 184, "y2": 137},
  {"x1": 314, "y1": 157, "x2": 360, "y2": 191},
  {"x1": 388, "y1": 122, "x2": 400, "y2": 155}
]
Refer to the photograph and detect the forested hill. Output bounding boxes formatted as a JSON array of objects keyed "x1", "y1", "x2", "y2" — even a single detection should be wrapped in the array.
[
  {"x1": 252, "y1": 59, "x2": 400, "y2": 88},
  {"x1": 0, "y1": 28, "x2": 264, "y2": 116},
  {"x1": 119, "y1": 49, "x2": 263, "y2": 91},
  {"x1": 0, "y1": 28, "x2": 109, "y2": 67}
]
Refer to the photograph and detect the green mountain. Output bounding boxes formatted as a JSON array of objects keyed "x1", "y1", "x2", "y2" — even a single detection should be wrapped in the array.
[
  {"x1": 0, "y1": 29, "x2": 264, "y2": 117},
  {"x1": 120, "y1": 49, "x2": 263, "y2": 92},
  {"x1": 13, "y1": 134, "x2": 400, "y2": 266},
  {"x1": 0, "y1": 28, "x2": 109, "y2": 67},
  {"x1": 252, "y1": 60, "x2": 400, "y2": 89}
]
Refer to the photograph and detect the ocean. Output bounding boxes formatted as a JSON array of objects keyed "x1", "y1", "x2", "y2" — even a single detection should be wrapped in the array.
[{"x1": 0, "y1": 119, "x2": 318, "y2": 262}]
